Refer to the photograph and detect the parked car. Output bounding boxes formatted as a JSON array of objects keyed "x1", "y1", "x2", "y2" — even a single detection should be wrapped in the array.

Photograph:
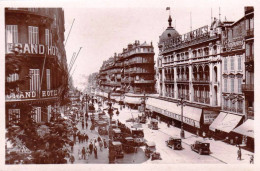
[
  {"x1": 148, "y1": 119, "x2": 159, "y2": 130},
  {"x1": 165, "y1": 137, "x2": 182, "y2": 150},
  {"x1": 110, "y1": 141, "x2": 124, "y2": 158},
  {"x1": 191, "y1": 140, "x2": 210, "y2": 155},
  {"x1": 122, "y1": 137, "x2": 136, "y2": 153},
  {"x1": 144, "y1": 141, "x2": 161, "y2": 160}
]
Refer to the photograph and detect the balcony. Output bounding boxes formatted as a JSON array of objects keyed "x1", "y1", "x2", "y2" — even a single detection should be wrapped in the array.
[
  {"x1": 194, "y1": 97, "x2": 210, "y2": 104},
  {"x1": 246, "y1": 28, "x2": 254, "y2": 37},
  {"x1": 165, "y1": 79, "x2": 174, "y2": 83},
  {"x1": 192, "y1": 78, "x2": 210, "y2": 84},
  {"x1": 245, "y1": 55, "x2": 254, "y2": 62},
  {"x1": 242, "y1": 84, "x2": 254, "y2": 92},
  {"x1": 134, "y1": 80, "x2": 155, "y2": 84},
  {"x1": 176, "y1": 78, "x2": 189, "y2": 83}
]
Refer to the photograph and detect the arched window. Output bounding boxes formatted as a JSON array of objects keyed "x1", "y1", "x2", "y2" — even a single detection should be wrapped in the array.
[{"x1": 204, "y1": 65, "x2": 210, "y2": 81}]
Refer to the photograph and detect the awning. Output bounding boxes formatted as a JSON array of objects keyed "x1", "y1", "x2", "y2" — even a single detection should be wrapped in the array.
[
  {"x1": 233, "y1": 119, "x2": 254, "y2": 138},
  {"x1": 209, "y1": 112, "x2": 227, "y2": 131},
  {"x1": 215, "y1": 113, "x2": 243, "y2": 133},
  {"x1": 124, "y1": 96, "x2": 141, "y2": 104},
  {"x1": 146, "y1": 97, "x2": 202, "y2": 128}
]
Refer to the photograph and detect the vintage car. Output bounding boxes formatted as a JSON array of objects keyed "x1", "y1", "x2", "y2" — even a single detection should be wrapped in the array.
[
  {"x1": 122, "y1": 137, "x2": 136, "y2": 153},
  {"x1": 112, "y1": 128, "x2": 123, "y2": 141},
  {"x1": 165, "y1": 137, "x2": 182, "y2": 150},
  {"x1": 148, "y1": 119, "x2": 159, "y2": 130},
  {"x1": 138, "y1": 113, "x2": 146, "y2": 124},
  {"x1": 110, "y1": 141, "x2": 124, "y2": 158},
  {"x1": 191, "y1": 140, "x2": 210, "y2": 155},
  {"x1": 144, "y1": 141, "x2": 161, "y2": 160},
  {"x1": 97, "y1": 121, "x2": 108, "y2": 135}
]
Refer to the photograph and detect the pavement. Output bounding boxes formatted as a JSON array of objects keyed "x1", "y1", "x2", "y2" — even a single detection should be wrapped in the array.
[{"x1": 111, "y1": 103, "x2": 254, "y2": 164}]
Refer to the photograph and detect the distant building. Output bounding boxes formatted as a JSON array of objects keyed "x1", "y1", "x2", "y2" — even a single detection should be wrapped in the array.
[
  {"x1": 5, "y1": 8, "x2": 68, "y2": 125},
  {"x1": 97, "y1": 40, "x2": 156, "y2": 107}
]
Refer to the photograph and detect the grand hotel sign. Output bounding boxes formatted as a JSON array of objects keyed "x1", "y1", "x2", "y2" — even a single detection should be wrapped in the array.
[
  {"x1": 6, "y1": 90, "x2": 58, "y2": 101},
  {"x1": 6, "y1": 43, "x2": 58, "y2": 56},
  {"x1": 163, "y1": 25, "x2": 209, "y2": 50}
]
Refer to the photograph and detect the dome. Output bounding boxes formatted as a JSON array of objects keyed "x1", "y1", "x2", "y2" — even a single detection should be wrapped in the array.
[{"x1": 159, "y1": 15, "x2": 180, "y2": 44}]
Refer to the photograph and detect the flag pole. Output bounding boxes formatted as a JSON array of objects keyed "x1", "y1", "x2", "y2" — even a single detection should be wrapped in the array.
[{"x1": 65, "y1": 18, "x2": 75, "y2": 46}]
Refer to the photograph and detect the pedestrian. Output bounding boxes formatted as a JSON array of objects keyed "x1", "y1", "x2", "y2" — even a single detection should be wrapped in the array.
[
  {"x1": 82, "y1": 121, "x2": 84, "y2": 129},
  {"x1": 94, "y1": 146, "x2": 98, "y2": 159},
  {"x1": 69, "y1": 154, "x2": 75, "y2": 164},
  {"x1": 82, "y1": 147, "x2": 86, "y2": 160},
  {"x1": 78, "y1": 133, "x2": 81, "y2": 143},
  {"x1": 237, "y1": 146, "x2": 242, "y2": 160},
  {"x1": 97, "y1": 136, "x2": 101, "y2": 142},
  {"x1": 86, "y1": 147, "x2": 90, "y2": 163},
  {"x1": 250, "y1": 155, "x2": 254, "y2": 164},
  {"x1": 78, "y1": 149, "x2": 81, "y2": 160},
  {"x1": 104, "y1": 139, "x2": 107, "y2": 148},
  {"x1": 73, "y1": 132, "x2": 76, "y2": 143},
  {"x1": 99, "y1": 140, "x2": 103, "y2": 151},
  {"x1": 202, "y1": 131, "x2": 206, "y2": 140},
  {"x1": 235, "y1": 136, "x2": 239, "y2": 146},
  {"x1": 167, "y1": 121, "x2": 170, "y2": 128},
  {"x1": 83, "y1": 133, "x2": 86, "y2": 143},
  {"x1": 89, "y1": 142, "x2": 93, "y2": 155},
  {"x1": 70, "y1": 141, "x2": 74, "y2": 152}
]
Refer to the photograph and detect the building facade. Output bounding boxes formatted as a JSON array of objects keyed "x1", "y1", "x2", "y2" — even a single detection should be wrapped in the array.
[
  {"x1": 5, "y1": 8, "x2": 68, "y2": 125},
  {"x1": 97, "y1": 40, "x2": 156, "y2": 106}
]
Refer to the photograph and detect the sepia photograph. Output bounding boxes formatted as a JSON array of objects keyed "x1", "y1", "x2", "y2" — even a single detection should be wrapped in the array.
[{"x1": 2, "y1": 0, "x2": 257, "y2": 169}]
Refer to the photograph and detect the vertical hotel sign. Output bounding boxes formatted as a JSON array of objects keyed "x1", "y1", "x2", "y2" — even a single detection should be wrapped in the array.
[
  {"x1": 6, "y1": 43, "x2": 58, "y2": 56},
  {"x1": 223, "y1": 19, "x2": 246, "y2": 51}
]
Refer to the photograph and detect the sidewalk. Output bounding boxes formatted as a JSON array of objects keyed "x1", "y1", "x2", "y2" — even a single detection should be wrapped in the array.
[{"x1": 157, "y1": 119, "x2": 253, "y2": 164}]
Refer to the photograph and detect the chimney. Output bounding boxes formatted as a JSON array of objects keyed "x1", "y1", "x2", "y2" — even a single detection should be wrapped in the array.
[{"x1": 151, "y1": 41, "x2": 153, "y2": 46}]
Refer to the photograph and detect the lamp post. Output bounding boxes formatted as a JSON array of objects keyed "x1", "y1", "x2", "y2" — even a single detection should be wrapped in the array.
[{"x1": 176, "y1": 96, "x2": 186, "y2": 139}]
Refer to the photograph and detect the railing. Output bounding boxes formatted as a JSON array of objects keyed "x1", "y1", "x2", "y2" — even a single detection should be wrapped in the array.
[
  {"x1": 192, "y1": 78, "x2": 210, "y2": 83},
  {"x1": 134, "y1": 80, "x2": 155, "y2": 84},
  {"x1": 246, "y1": 55, "x2": 254, "y2": 62},
  {"x1": 165, "y1": 79, "x2": 174, "y2": 83},
  {"x1": 246, "y1": 28, "x2": 254, "y2": 37},
  {"x1": 237, "y1": 108, "x2": 243, "y2": 114},
  {"x1": 176, "y1": 78, "x2": 189, "y2": 82},
  {"x1": 242, "y1": 84, "x2": 254, "y2": 92}
]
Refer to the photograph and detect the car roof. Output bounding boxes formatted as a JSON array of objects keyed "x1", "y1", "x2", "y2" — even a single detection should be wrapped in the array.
[
  {"x1": 146, "y1": 141, "x2": 156, "y2": 146},
  {"x1": 196, "y1": 140, "x2": 210, "y2": 144},
  {"x1": 112, "y1": 141, "x2": 122, "y2": 145},
  {"x1": 169, "y1": 137, "x2": 181, "y2": 140},
  {"x1": 125, "y1": 137, "x2": 134, "y2": 140},
  {"x1": 151, "y1": 119, "x2": 158, "y2": 122}
]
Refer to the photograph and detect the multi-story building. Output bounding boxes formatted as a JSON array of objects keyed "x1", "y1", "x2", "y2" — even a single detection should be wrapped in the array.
[
  {"x1": 5, "y1": 8, "x2": 68, "y2": 125},
  {"x1": 97, "y1": 40, "x2": 156, "y2": 107},
  {"x1": 147, "y1": 15, "x2": 223, "y2": 134}
]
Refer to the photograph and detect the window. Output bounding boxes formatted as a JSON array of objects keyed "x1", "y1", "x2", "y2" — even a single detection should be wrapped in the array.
[
  {"x1": 224, "y1": 58, "x2": 227, "y2": 71},
  {"x1": 238, "y1": 78, "x2": 242, "y2": 93},
  {"x1": 30, "y1": 69, "x2": 40, "y2": 91},
  {"x1": 28, "y1": 26, "x2": 39, "y2": 44},
  {"x1": 230, "y1": 57, "x2": 234, "y2": 71},
  {"x1": 238, "y1": 56, "x2": 241, "y2": 70},
  {"x1": 7, "y1": 73, "x2": 19, "y2": 82},
  {"x1": 6, "y1": 25, "x2": 18, "y2": 44},
  {"x1": 46, "y1": 69, "x2": 51, "y2": 90},
  {"x1": 45, "y1": 29, "x2": 49, "y2": 46},
  {"x1": 231, "y1": 78, "x2": 234, "y2": 93},
  {"x1": 224, "y1": 78, "x2": 227, "y2": 92},
  {"x1": 8, "y1": 109, "x2": 20, "y2": 124},
  {"x1": 33, "y1": 107, "x2": 41, "y2": 123}
]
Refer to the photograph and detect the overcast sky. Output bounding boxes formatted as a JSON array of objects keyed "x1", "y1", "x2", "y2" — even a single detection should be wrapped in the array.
[{"x1": 60, "y1": 0, "x2": 254, "y2": 90}]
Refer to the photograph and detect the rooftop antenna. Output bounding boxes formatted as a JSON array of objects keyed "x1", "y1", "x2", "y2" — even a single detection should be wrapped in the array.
[
  {"x1": 211, "y1": 8, "x2": 213, "y2": 23},
  {"x1": 190, "y1": 12, "x2": 192, "y2": 31},
  {"x1": 219, "y1": 7, "x2": 221, "y2": 21}
]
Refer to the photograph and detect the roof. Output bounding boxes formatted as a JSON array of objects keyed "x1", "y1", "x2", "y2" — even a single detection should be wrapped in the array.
[
  {"x1": 112, "y1": 141, "x2": 122, "y2": 145},
  {"x1": 146, "y1": 141, "x2": 156, "y2": 146},
  {"x1": 125, "y1": 137, "x2": 134, "y2": 140},
  {"x1": 159, "y1": 27, "x2": 180, "y2": 44},
  {"x1": 196, "y1": 140, "x2": 210, "y2": 144},
  {"x1": 139, "y1": 41, "x2": 151, "y2": 47}
]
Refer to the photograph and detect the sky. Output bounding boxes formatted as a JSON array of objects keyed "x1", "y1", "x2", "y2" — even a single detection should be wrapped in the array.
[{"x1": 60, "y1": 0, "x2": 255, "y2": 90}]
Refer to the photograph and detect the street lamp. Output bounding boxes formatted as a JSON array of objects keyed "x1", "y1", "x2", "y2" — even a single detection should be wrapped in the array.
[{"x1": 176, "y1": 96, "x2": 186, "y2": 139}]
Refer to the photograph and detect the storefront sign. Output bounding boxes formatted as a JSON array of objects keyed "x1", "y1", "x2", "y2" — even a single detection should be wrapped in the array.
[
  {"x1": 6, "y1": 43, "x2": 58, "y2": 56},
  {"x1": 223, "y1": 36, "x2": 244, "y2": 51},
  {"x1": 6, "y1": 90, "x2": 58, "y2": 100},
  {"x1": 204, "y1": 110, "x2": 218, "y2": 124}
]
